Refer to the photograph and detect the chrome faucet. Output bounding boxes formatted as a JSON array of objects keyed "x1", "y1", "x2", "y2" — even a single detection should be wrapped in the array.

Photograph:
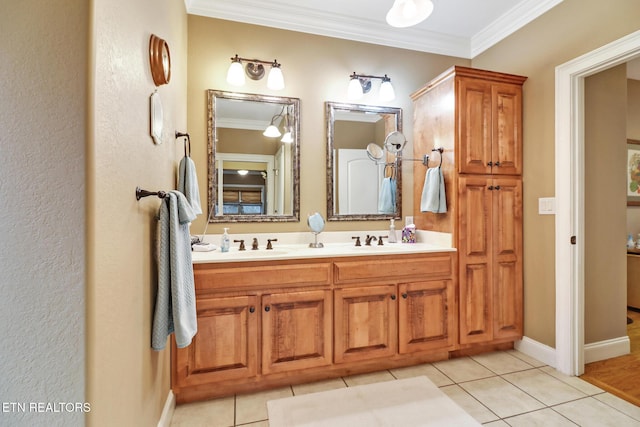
[{"x1": 365, "y1": 235, "x2": 378, "y2": 246}]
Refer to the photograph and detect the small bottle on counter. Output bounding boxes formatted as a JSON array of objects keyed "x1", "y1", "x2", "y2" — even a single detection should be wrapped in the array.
[
  {"x1": 388, "y1": 218, "x2": 397, "y2": 243},
  {"x1": 402, "y1": 223, "x2": 416, "y2": 243},
  {"x1": 221, "y1": 228, "x2": 230, "y2": 253}
]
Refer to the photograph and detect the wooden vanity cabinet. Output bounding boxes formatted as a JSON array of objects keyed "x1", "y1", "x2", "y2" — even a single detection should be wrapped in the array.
[
  {"x1": 412, "y1": 66, "x2": 526, "y2": 348},
  {"x1": 173, "y1": 252, "x2": 456, "y2": 403}
]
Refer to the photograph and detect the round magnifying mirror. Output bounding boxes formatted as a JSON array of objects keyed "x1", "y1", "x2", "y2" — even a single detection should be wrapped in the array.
[
  {"x1": 384, "y1": 131, "x2": 407, "y2": 154},
  {"x1": 307, "y1": 212, "x2": 325, "y2": 248},
  {"x1": 366, "y1": 142, "x2": 384, "y2": 161}
]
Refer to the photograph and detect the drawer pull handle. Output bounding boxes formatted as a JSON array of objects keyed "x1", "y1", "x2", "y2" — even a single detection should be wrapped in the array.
[
  {"x1": 402, "y1": 293, "x2": 408, "y2": 299},
  {"x1": 249, "y1": 306, "x2": 255, "y2": 313},
  {"x1": 391, "y1": 294, "x2": 397, "y2": 300},
  {"x1": 264, "y1": 306, "x2": 271, "y2": 312}
]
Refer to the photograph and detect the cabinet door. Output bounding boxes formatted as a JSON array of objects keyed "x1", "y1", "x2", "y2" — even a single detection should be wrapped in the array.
[
  {"x1": 262, "y1": 290, "x2": 333, "y2": 375},
  {"x1": 458, "y1": 176, "x2": 493, "y2": 344},
  {"x1": 398, "y1": 280, "x2": 456, "y2": 354},
  {"x1": 492, "y1": 178, "x2": 523, "y2": 340},
  {"x1": 491, "y1": 83, "x2": 523, "y2": 175},
  {"x1": 334, "y1": 285, "x2": 397, "y2": 363},
  {"x1": 173, "y1": 295, "x2": 258, "y2": 388},
  {"x1": 458, "y1": 78, "x2": 492, "y2": 174}
]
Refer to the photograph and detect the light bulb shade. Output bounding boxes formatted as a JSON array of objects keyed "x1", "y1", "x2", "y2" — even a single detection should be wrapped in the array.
[
  {"x1": 281, "y1": 130, "x2": 293, "y2": 143},
  {"x1": 348, "y1": 77, "x2": 364, "y2": 100},
  {"x1": 386, "y1": 0, "x2": 434, "y2": 28},
  {"x1": 267, "y1": 65, "x2": 285, "y2": 90},
  {"x1": 379, "y1": 79, "x2": 395, "y2": 102},
  {"x1": 263, "y1": 124, "x2": 281, "y2": 137},
  {"x1": 226, "y1": 60, "x2": 245, "y2": 86}
]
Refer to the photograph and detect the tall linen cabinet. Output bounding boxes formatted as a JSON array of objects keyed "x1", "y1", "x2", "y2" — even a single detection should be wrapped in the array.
[{"x1": 411, "y1": 66, "x2": 527, "y2": 348}]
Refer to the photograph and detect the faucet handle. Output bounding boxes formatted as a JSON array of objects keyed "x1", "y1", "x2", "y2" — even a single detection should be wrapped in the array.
[
  {"x1": 352, "y1": 236, "x2": 361, "y2": 247},
  {"x1": 251, "y1": 238, "x2": 259, "y2": 250},
  {"x1": 378, "y1": 236, "x2": 388, "y2": 246},
  {"x1": 233, "y1": 239, "x2": 245, "y2": 251},
  {"x1": 266, "y1": 238, "x2": 278, "y2": 250}
]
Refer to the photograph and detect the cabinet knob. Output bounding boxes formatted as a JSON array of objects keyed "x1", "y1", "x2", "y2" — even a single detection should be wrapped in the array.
[
  {"x1": 249, "y1": 306, "x2": 255, "y2": 313},
  {"x1": 488, "y1": 185, "x2": 494, "y2": 190},
  {"x1": 391, "y1": 294, "x2": 397, "y2": 300},
  {"x1": 495, "y1": 185, "x2": 501, "y2": 190},
  {"x1": 264, "y1": 306, "x2": 270, "y2": 312},
  {"x1": 495, "y1": 161, "x2": 501, "y2": 167},
  {"x1": 487, "y1": 161, "x2": 493, "y2": 166},
  {"x1": 402, "y1": 293, "x2": 408, "y2": 299}
]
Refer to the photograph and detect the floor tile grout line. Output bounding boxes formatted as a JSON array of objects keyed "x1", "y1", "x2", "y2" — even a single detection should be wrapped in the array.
[{"x1": 590, "y1": 393, "x2": 640, "y2": 422}]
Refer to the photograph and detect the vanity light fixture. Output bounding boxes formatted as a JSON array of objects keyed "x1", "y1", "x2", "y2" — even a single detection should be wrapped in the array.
[
  {"x1": 348, "y1": 72, "x2": 395, "y2": 102},
  {"x1": 237, "y1": 170, "x2": 249, "y2": 176},
  {"x1": 386, "y1": 0, "x2": 434, "y2": 28},
  {"x1": 226, "y1": 54, "x2": 285, "y2": 90}
]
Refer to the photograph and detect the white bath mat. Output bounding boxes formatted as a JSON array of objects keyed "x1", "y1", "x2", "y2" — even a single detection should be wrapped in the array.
[{"x1": 267, "y1": 376, "x2": 481, "y2": 427}]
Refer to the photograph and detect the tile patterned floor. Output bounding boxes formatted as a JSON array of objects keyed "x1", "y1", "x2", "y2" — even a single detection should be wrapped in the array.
[{"x1": 169, "y1": 350, "x2": 640, "y2": 426}]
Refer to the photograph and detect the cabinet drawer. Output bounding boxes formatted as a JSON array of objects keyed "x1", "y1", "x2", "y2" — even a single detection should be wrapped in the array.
[
  {"x1": 194, "y1": 262, "x2": 332, "y2": 291},
  {"x1": 334, "y1": 254, "x2": 452, "y2": 284}
]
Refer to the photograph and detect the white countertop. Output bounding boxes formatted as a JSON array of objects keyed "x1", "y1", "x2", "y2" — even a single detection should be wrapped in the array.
[{"x1": 191, "y1": 230, "x2": 455, "y2": 264}]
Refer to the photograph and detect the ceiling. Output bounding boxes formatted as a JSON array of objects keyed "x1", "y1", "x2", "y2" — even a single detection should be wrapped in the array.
[{"x1": 184, "y1": 0, "x2": 564, "y2": 59}]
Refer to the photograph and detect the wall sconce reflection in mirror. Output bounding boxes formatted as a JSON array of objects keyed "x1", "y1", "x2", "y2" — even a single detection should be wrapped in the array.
[
  {"x1": 348, "y1": 72, "x2": 395, "y2": 102},
  {"x1": 263, "y1": 105, "x2": 294, "y2": 143},
  {"x1": 227, "y1": 54, "x2": 285, "y2": 90}
]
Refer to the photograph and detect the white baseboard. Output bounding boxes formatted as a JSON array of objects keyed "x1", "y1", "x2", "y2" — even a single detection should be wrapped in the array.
[
  {"x1": 584, "y1": 336, "x2": 630, "y2": 364},
  {"x1": 514, "y1": 336, "x2": 557, "y2": 368},
  {"x1": 157, "y1": 390, "x2": 176, "y2": 427}
]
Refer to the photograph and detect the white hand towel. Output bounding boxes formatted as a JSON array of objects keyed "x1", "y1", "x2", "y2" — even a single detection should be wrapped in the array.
[
  {"x1": 178, "y1": 156, "x2": 202, "y2": 215},
  {"x1": 420, "y1": 167, "x2": 447, "y2": 213},
  {"x1": 152, "y1": 191, "x2": 198, "y2": 350}
]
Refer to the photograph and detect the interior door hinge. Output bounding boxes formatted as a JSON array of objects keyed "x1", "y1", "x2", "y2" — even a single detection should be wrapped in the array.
[{"x1": 570, "y1": 236, "x2": 576, "y2": 245}]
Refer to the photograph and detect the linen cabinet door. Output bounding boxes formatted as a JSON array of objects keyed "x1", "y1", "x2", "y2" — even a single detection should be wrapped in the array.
[
  {"x1": 491, "y1": 178, "x2": 523, "y2": 340},
  {"x1": 458, "y1": 77, "x2": 492, "y2": 175},
  {"x1": 398, "y1": 280, "x2": 456, "y2": 354},
  {"x1": 262, "y1": 289, "x2": 333, "y2": 375},
  {"x1": 173, "y1": 295, "x2": 258, "y2": 388},
  {"x1": 458, "y1": 176, "x2": 493, "y2": 344},
  {"x1": 491, "y1": 83, "x2": 523, "y2": 175},
  {"x1": 334, "y1": 285, "x2": 397, "y2": 363}
]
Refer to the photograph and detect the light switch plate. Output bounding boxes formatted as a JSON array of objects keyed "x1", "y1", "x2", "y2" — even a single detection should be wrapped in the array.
[{"x1": 538, "y1": 197, "x2": 556, "y2": 215}]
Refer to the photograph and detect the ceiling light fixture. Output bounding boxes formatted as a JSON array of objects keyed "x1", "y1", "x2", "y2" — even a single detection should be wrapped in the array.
[
  {"x1": 348, "y1": 72, "x2": 395, "y2": 102},
  {"x1": 226, "y1": 54, "x2": 285, "y2": 90},
  {"x1": 386, "y1": 0, "x2": 434, "y2": 28}
]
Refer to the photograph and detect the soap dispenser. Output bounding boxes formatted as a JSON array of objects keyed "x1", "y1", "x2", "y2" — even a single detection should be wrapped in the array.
[
  {"x1": 221, "y1": 228, "x2": 230, "y2": 253},
  {"x1": 388, "y1": 219, "x2": 397, "y2": 243}
]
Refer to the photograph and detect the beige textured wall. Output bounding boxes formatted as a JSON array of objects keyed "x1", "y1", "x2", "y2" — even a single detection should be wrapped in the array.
[
  {"x1": 87, "y1": 0, "x2": 187, "y2": 425},
  {"x1": 472, "y1": 0, "x2": 640, "y2": 347},
  {"x1": 584, "y1": 65, "x2": 628, "y2": 344},
  {"x1": 187, "y1": 16, "x2": 469, "y2": 235},
  {"x1": 1, "y1": 1, "x2": 87, "y2": 425}
]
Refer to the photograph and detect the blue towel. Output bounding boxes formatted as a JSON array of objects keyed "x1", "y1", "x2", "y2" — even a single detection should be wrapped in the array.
[
  {"x1": 420, "y1": 167, "x2": 447, "y2": 213},
  {"x1": 378, "y1": 177, "x2": 396, "y2": 214},
  {"x1": 152, "y1": 191, "x2": 198, "y2": 351},
  {"x1": 178, "y1": 156, "x2": 202, "y2": 215}
]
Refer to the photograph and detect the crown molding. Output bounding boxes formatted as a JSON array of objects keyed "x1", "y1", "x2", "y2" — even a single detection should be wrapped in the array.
[
  {"x1": 471, "y1": 0, "x2": 564, "y2": 57},
  {"x1": 186, "y1": 0, "x2": 563, "y2": 59}
]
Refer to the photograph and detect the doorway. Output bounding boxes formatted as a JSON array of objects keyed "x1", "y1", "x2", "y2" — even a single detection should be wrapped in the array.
[{"x1": 555, "y1": 30, "x2": 640, "y2": 376}]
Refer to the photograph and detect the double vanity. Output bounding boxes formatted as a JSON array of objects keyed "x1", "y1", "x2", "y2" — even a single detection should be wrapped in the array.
[{"x1": 173, "y1": 233, "x2": 465, "y2": 403}]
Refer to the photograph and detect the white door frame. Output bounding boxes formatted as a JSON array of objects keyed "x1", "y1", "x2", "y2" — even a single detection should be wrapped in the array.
[{"x1": 555, "y1": 30, "x2": 640, "y2": 376}]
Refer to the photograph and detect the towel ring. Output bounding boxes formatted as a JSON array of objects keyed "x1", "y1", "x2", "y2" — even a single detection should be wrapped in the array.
[
  {"x1": 176, "y1": 131, "x2": 191, "y2": 157},
  {"x1": 430, "y1": 147, "x2": 443, "y2": 168}
]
